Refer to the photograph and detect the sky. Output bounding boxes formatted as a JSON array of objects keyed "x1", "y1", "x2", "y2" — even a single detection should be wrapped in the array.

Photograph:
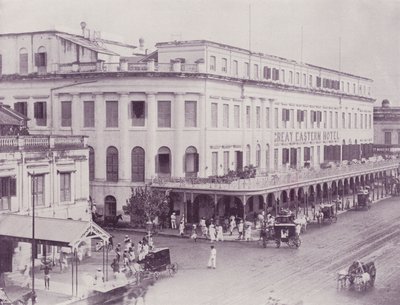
[{"x1": 0, "y1": 0, "x2": 399, "y2": 105}]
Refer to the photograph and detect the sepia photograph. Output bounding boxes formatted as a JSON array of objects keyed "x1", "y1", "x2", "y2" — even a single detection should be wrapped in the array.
[{"x1": 0, "y1": 0, "x2": 399, "y2": 304}]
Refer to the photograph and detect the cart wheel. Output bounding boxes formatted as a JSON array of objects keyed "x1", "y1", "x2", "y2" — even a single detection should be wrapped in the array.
[{"x1": 275, "y1": 240, "x2": 281, "y2": 248}]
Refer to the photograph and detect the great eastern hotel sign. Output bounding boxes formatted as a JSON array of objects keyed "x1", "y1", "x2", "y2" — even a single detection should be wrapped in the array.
[{"x1": 274, "y1": 131, "x2": 339, "y2": 145}]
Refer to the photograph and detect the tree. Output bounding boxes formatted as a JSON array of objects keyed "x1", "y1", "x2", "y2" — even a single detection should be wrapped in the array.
[{"x1": 123, "y1": 186, "x2": 170, "y2": 227}]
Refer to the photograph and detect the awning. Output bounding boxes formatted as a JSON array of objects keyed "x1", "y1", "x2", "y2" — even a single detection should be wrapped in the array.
[{"x1": 0, "y1": 214, "x2": 110, "y2": 249}]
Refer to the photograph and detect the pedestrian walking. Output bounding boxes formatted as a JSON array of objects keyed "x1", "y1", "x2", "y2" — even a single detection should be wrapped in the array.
[
  {"x1": 207, "y1": 245, "x2": 217, "y2": 269},
  {"x1": 94, "y1": 268, "x2": 104, "y2": 286},
  {"x1": 179, "y1": 221, "x2": 185, "y2": 237},
  {"x1": 191, "y1": 224, "x2": 198, "y2": 242},
  {"x1": 40, "y1": 262, "x2": 52, "y2": 290},
  {"x1": 170, "y1": 212, "x2": 177, "y2": 229},
  {"x1": 111, "y1": 258, "x2": 120, "y2": 278},
  {"x1": 244, "y1": 224, "x2": 252, "y2": 241},
  {"x1": 345, "y1": 198, "x2": 350, "y2": 209},
  {"x1": 208, "y1": 224, "x2": 216, "y2": 242},
  {"x1": 216, "y1": 225, "x2": 224, "y2": 242},
  {"x1": 237, "y1": 220, "x2": 244, "y2": 240},
  {"x1": 229, "y1": 218, "x2": 236, "y2": 236},
  {"x1": 199, "y1": 217, "x2": 206, "y2": 235},
  {"x1": 115, "y1": 243, "x2": 121, "y2": 262},
  {"x1": 128, "y1": 247, "x2": 135, "y2": 263}
]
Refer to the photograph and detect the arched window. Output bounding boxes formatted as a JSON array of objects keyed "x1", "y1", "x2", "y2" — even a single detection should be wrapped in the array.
[
  {"x1": 256, "y1": 144, "x2": 261, "y2": 168},
  {"x1": 185, "y1": 146, "x2": 199, "y2": 177},
  {"x1": 89, "y1": 146, "x2": 95, "y2": 181},
  {"x1": 106, "y1": 146, "x2": 118, "y2": 181},
  {"x1": 19, "y1": 48, "x2": 28, "y2": 75},
  {"x1": 36, "y1": 46, "x2": 47, "y2": 73},
  {"x1": 157, "y1": 146, "x2": 171, "y2": 176},
  {"x1": 246, "y1": 145, "x2": 251, "y2": 166},
  {"x1": 132, "y1": 147, "x2": 145, "y2": 182},
  {"x1": 104, "y1": 195, "x2": 116, "y2": 217}
]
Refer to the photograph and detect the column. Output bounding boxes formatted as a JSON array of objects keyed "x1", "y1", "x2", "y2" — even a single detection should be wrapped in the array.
[
  {"x1": 198, "y1": 93, "x2": 206, "y2": 177},
  {"x1": 119, "y1": 92, "x2": 130, "y2": 181},
  {"x1": 260, "y1": 98, "x2": 266, "y2": 171},
  {"x1": 71, "y1": 93, "x2": 81, "y2": 134},
  {"x1": 94, "y1": 92, "x2": 106, "y2": 180},
  {"x1": 28, "y1": 98, "x2": 35, "y2": 130},
  {"x1": 174, "y1": 93, "x2": 185, "y2": 177},
  {"x1": 146, "y1": 92, "x2": 157, "y2": 179}
]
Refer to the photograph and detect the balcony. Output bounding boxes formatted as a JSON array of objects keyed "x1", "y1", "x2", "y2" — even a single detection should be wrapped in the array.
[
  {"x1": 0, "y1": 135, "x2": 87, "y2": 152},
  {"x1": 52, "y1": 61, "x2": 200, "y2": 74},
  {"x1": 151, "y1": 159, "x2": 400, "y2": 192}
]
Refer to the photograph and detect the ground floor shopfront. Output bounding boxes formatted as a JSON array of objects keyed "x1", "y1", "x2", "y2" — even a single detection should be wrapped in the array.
[{"x1": 152, "y1": 160, "x2": 399, "y2": 225}]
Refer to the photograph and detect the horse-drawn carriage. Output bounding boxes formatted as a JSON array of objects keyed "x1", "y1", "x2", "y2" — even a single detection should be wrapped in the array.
[
  {"x1": 337, "y1": 260, "x2": 376, "y2": 292},
  {"x1": 137, "y1": 248, "x2": 178, "y2": 281},
  {"x1": 355, "y1": 189, "x2": 371, "y2": 210},
  {"x1": 316, "y1": 203, "x2": 337, "y2": 224},
  {"x1": 260, "y1": 212, "x2": 301, "y2": 249}
]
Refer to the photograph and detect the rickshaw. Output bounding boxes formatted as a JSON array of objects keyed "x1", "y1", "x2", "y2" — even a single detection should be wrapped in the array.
[
  {"x1": 356, "y1": 189, "x2": 371, "y2": 210},
  {"x1": 317, "y1": 203, "x2": 337, "y2": 224},
  {"x1": 138, "y1": 247, "x2": 178, "y2": 280}
]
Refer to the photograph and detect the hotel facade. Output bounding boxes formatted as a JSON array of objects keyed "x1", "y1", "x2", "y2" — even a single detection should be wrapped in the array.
[{"x1": 0, "y1": 26, "x2": 397, "y2": 224}]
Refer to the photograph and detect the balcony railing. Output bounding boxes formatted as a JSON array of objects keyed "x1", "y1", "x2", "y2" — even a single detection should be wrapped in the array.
[
  {"x1": 151, "y1": 159, "x2": 400, "y2": 191},
  {"x1": 0, "y1": 135, "x2": 87, "y2": 152}
]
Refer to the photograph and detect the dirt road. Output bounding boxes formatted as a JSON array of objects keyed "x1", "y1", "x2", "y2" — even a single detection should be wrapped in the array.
[{"x1": 144, "y1": 196, "x2": 400, "y2": 305}]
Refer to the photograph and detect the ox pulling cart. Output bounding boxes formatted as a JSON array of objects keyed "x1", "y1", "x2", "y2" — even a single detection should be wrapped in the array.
[{"x1": 337, "y1": 260, "x2": 376, "y2": 292}]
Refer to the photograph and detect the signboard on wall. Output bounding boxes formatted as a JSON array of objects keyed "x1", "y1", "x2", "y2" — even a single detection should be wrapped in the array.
[{"x1": 274, "y1": 130, "x2": 339, "y2": 146}]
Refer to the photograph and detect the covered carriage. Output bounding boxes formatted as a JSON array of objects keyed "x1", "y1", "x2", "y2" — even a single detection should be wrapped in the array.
[
  {"x1": 137, "y1": 247, "x2": 178, "y2": 280},
  {"x1": 356, "y1": 189, "x2": 371, "y2": 210},
  {"x1": 317, "y1": 203, "x2": 337, "y2": 224},
  {"x1": 260, "y1": 212, "x2": 301, "y2": 248}
]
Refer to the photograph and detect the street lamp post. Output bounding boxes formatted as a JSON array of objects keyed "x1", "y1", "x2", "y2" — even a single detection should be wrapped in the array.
[{"x1": 31, "y1": 174, "x2": 37, "y2": 304}]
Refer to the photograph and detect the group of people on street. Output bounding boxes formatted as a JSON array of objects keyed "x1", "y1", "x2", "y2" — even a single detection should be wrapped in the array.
[{"x1": 96, "y1": 234, "x2": 154, "y2": 284}]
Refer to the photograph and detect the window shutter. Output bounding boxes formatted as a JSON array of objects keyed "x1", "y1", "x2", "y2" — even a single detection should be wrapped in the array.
[
  {"x1": 194, "y1": 153, "x2": 199, "y2": 172},
  {"x1": 301, "y1": 110, "x2": 304, "y2": 121},
  {"x1": 43, "y1": 102, "x2": 47, "y2": 118},
  {"x1": 10, "y1": 178, "x2": 16, "y2": 196},
  {"x1": 34, "y1": 102, "x2": 39, "y2": 118},
  {"x1": 43, "y1": 53, "x2": 47, "y2": 66},
  {"x1": 34, "y1": 53, "x2": 39, "y2": 66}
]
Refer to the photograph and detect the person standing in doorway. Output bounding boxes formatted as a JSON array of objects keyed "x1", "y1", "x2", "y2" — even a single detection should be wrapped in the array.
[
  {"x1": 170, "y1": 212, "x2": 177, "y2": 229},
  {"x1": 207, "y1": 245, "x2": 217, "y2": 269}
]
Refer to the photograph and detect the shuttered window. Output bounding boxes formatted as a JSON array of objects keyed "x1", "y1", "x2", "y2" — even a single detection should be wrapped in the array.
[
  {"x1": 265, "y1": 107, "x2": 270, "y2": 128},
  {"x1": 131, "y1": 101, "x2": 145, "y2": 126},
  {"x1": 246, "y1": 106, "x2": 251, "y2": 128},
  {"x1": 32, "y1": 175, "x2": 45, "y2": 207},
  {"x1": 89, "y1": 146, "x2": 95, "y2": 181},
  {"x1": 19, "y1": 52, "x2": 28, "y2": 74},
  {"x1": 34, "y1": 102, "x2": 47, "y2": 126},
  {"x1": 263, "y1": 66, "x2": 271, "y2": 79},
  {"x1": 14, "y1": 102, "x2": 28, "y2": 117},
  {"x1": 106, "y1": 101, "x2": 118, "y2": 128},
  {"x1": 223, "y1": 104, "x2": 229, "y2": 128},
  {"x1": 61, "y1": 101, "x2": 72, "y2": 127},
  {"x1": 84, "y1": 101, "x2": 95, "y2": 127},
  {"x1": 158, "y1": 101, "x2": 171, "y2": 128},
  {"x1": 234, "y1": 105, "x2": 240, "y2": 128},
  {"x1": 132, "y1": 147, "x2": 145, "y2": 182},
  {"x1": 60, "y1": 173, "x2": 71, "y2": 202},
  {"x1": 185, "y1": 101, "x2": 197, "y2": 127},
  {"x1": 211, "y1": 103, "x2": 218, "y2": 128},
  {"x1": 256, "y1": 106, "x2": 261, "y2": 128},
  {"x1": 106, "y1": 146, "x2": 119, "y2": 181}
]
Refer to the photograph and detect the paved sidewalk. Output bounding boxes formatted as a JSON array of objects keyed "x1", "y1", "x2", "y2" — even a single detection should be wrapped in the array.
[{"x1": 111, "y1": 194, "x2": 391, "y2": 242}]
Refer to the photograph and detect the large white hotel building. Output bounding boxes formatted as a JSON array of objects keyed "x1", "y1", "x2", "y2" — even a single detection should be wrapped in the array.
[{"x1": 0, "y1": 24, "x2": 396, "y2": 224}]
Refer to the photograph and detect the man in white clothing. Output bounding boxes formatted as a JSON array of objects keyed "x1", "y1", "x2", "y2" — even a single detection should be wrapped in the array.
[{"x1": 207, "y1": 245, "x2": 217, "y2": 269}]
